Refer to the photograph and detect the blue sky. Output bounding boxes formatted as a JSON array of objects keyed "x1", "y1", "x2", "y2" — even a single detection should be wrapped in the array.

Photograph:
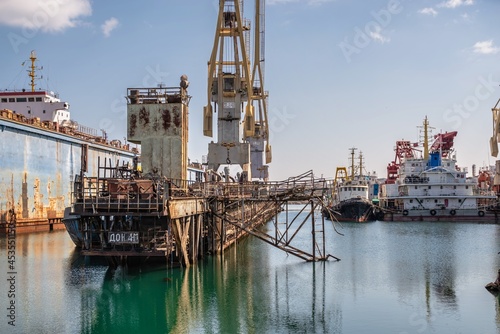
[{"x1": 0, "y1": 0, "x2": 499, "y2": 181}]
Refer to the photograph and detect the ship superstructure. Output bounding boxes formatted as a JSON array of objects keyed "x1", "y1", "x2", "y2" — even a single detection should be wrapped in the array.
[
  {"x1": 0, "y1": 51, "x2": 70, "y2": 124},
  {"x1": 380, "y1": 117, "x2": 497, "y2": 221}
]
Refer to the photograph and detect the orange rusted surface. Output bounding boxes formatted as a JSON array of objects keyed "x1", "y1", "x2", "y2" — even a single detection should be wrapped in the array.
[{"x1": 0, "y1": 113, "x2": 137, "y2": 233}]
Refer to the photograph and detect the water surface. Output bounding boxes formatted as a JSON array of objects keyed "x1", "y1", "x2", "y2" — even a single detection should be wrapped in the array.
[{"x1": 1, "y1": 213, "x2": 500, "y2": 333}]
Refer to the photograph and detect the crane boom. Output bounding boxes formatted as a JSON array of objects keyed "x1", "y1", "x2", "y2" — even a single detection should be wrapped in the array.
[{"x1": 248, "y1": 0, "x2": 272, "y2": 180}]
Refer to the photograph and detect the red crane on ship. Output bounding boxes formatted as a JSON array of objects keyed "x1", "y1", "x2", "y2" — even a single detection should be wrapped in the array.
[
  {"x1": 429, "y1": 131, "x2": 457, "y2": 158},
  {"x1": 385, "y1": 140, "x2": 418, "y2": 184},
  {"x1": 385, "y1": 117, "x2": 458, "y2": 184}
]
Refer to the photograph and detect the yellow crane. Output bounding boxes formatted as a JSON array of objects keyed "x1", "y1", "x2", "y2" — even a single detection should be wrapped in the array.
[
  {"x1": 204, "y1": 0, "x2": 254, "y2": 179},
  {"x1": 491, "y1": 99, "x2": 500, "y2": 157},
  {"x1": 204, "y1": 0, "x2": 271, "y2": 180}
]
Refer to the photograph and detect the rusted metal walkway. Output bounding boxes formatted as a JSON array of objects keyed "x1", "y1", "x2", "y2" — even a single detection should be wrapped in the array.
[{"x1": 67, "y1": 166, "x2": 340, "y2": 268}]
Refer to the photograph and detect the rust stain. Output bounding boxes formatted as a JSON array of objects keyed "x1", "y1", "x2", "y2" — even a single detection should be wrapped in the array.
[
  {"x1": 139, "y1": 107, "x2": 150, "y2": 127},
  {"x1": 33, "y1": 178, "x2": 44, "y2": 219},
  {"x1": 153, "y1": 117, "x2": 159, "y2": 132},
  {"x1": 162, "y1": 109, "x2": 171, "y2": 130},
  {"x1": 22, "y1": 172, "x2": 28, "y2": 218},
  {"x1": 56, "y1": 171, "x2": 62, "y2": 199},
  {"x1": 173, "y1": 106, "x2": 181, "y2": 127},
  {"x1": 129, "y1": 114, "x2": 137, "y2": 137}
]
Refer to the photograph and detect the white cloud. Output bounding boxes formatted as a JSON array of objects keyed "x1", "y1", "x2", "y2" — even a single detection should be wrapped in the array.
[
  {"x1": 369, "y1": 26, "x2": 390, "y2": 44},
  {"x1": 473, "y1": 40, "x2": 500, "y2": 55},
  {"x1": 438, "y1": 0, "x2": 474, "y2": 9},
  {"x1": 0, "y1": 0, "x2": 92, "y2": 32},
  {"x1": 101, "y1": 17, "x2": 119, "y2": 37},
  {"x1": 460, "y1": 13, "x2": 472, "y2": 22},
  {"x1": 418, "y1": 8, "x2": 438, "y2": 16}
]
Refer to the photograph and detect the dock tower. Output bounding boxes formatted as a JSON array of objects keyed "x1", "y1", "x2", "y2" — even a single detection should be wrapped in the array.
[
  {"x1": 127, "y1": 77, "x2": 190, "y2": 180},
  {"x1": 203, "y1": 0, "x2": 255, "y2": 179}
]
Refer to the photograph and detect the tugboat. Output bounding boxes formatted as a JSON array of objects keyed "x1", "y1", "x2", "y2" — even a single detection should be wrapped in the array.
[{"x1": 324, "y1": 148, "x2": 383, "y2": 222}]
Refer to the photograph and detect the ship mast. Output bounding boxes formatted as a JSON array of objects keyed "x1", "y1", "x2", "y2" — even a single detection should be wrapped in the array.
[
  {"x1": 418, "y1": 116, "x2": 434, "y2": 160},
  {"x1": 29, "y1": 50, "x2": 37, "y2": 92},
  {"x1": 349, "y1": 147, "x2": 357, "y2": 179},
  {"x1": 359, "y1": 151, "x2": 364, "y2": 177},
  {"x1": 423, "y1": 116, "x2": 429, "y2": 160}
]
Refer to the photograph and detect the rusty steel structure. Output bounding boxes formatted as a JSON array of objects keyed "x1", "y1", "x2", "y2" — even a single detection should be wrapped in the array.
[
  {"x1": 64, "y1": 81, "x2": 339, "y2": 266},
  {"x1": 68, "y1": 162, "x2": 339, "y2": 267},
  {"x1": 0, "y1": 109, "x2": 136, "y2": 234}
]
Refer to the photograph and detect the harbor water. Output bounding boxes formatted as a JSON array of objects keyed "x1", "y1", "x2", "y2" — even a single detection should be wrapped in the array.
[{"x1": 2, "y1": 210, "x2": 500, "y2": 333}]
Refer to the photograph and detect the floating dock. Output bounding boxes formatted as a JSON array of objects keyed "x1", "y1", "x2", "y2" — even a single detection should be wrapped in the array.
[{"x1": 66, "y1": 167, "x2": 337, "y2": 267}]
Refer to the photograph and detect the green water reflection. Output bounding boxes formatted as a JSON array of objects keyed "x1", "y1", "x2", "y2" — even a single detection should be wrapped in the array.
[{"x1": 2, "y1": 217, "x2": 500, "y2": 333}]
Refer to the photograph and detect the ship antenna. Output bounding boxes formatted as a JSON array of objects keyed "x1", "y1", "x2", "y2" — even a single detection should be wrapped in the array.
[{"x1": 29, "y1": 50, "x2": 37, "y2": 92}]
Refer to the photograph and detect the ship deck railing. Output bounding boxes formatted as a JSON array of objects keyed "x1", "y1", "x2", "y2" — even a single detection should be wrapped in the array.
[
  {"x1": 72, "y1": 176, "x2": 165, "y2": 215},
  {"x1": 127, "y1": 87, "x2": 190, "y2": 105},
  {"x1": 0, "y1": 109, "x2": 136, "y2": 152}
]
